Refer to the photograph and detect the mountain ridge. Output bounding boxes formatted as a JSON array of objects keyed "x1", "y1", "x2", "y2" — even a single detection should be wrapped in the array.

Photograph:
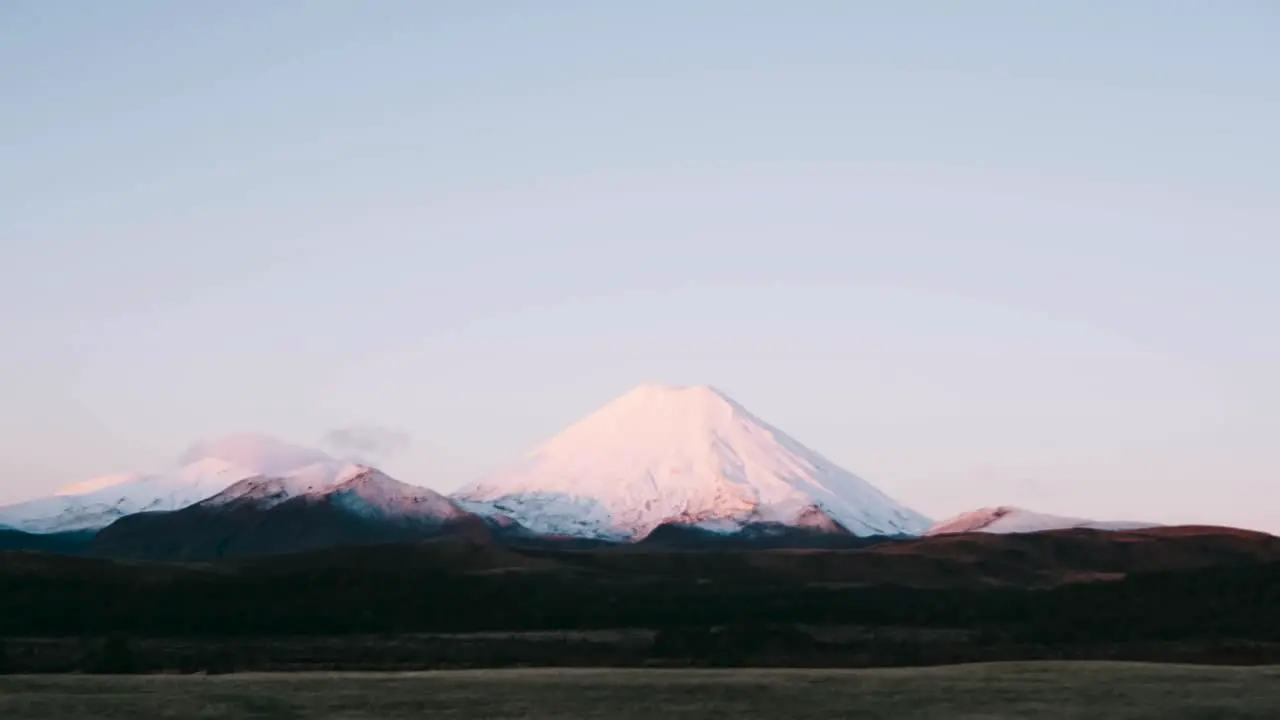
[
  {"x1": 90, "y1": 466, "x2": 482, "y2": 561},
  {"x1": 0, "y1": 434, "x2": 354, "y2": 533},
  {"x1": 927, "y1": 505, "x2": 1159, "y2": 536}
]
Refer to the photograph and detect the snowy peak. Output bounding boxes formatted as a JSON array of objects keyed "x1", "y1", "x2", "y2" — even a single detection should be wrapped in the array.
[
  {"x1": 324, "y1": 468, "x2": 468, "y2": 522},
  {"x1": 91, "y1": 466, "x2": 480, "y2": 561},
  {"x1": 0, "y1": 434, "x2": 348, "y2": 533},
  {"x1": 203, "y1": 462, "x2": 367, "y2": 509},
  {"x1": 456, "y1": 383, "x2": 931, "y2": 539},
  {"x1": 561, "y1": 383, "x2": 745, "y2": 434},
  {"x1": 203, "y1": 465, "x2": 467, "y2": 522},
  {"x1": 927, "y1": 506, "x2": 1159, "y2": 536},
  {"x1": 204, "y1": 476, "x2": 300, "y2": 510}
]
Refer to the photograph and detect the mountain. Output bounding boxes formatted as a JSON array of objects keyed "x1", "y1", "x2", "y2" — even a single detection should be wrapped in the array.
[
  {"x1": 0, "y1": 433, "x2": 349, "y2": 533},
  {"x1": 927, "y1": 506, "x2": 1159, "y2": 536},
  {"x1": 453, "y1": 383, "x2": 931, "y2": 540},
  {"x1": 91, "y1": 466, "x2": 485, "y2": 561}
]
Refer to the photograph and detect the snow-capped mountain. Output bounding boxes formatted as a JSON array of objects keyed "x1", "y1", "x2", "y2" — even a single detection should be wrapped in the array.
[
  {"x1": 205, "y1": 465, "x2": 468, "y2": 521},
  {"x1": 926, "y1": 506, "x2": 1159, "y2": 536},
  {"x1": 91, "y1": 466, "x2": 480, "y2": 560},
  {"x1": 453, "y1": 383, "x2": 932, "y2": 540},
  {"x1": 0, "y1": 433, "x2": 351, "y2": 533}
]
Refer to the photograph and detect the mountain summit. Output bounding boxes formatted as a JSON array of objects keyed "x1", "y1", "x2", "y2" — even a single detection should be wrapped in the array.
[
  {"x1": 0, "y1": 434, "x2": 349, "y2": 533},
  {"x1": 454, "y1": 384, "x2": 931, "y2": 539}
]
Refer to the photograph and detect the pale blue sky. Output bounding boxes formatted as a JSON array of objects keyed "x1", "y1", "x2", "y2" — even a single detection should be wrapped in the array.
[{"x1": 2, "y1": 2, "x2": 1277, "y2": 530}]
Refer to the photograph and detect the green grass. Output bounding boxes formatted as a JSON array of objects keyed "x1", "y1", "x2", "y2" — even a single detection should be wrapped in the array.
[{"x1": 3, "y1": 662, "x2": 1279, "y2": 719}]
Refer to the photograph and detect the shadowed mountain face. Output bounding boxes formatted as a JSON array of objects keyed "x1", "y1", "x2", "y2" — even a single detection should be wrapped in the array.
[
  {"x1": 91, "y1": 468, "x2": 489, "y2": 561},
  {"x1": 638, "y1": 520, "x2": 899, "y2": 550},
  {"x1": 0, "y1": 528, "x2": 96, "y2": 554}
]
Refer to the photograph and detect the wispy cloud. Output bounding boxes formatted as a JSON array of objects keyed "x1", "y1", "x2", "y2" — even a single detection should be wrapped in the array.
[
  {"x1": 1016, "y1": 477, "x2": 1053, "y2": 499},
  {"x1": 320, "y1": 425, "x2": 411, "y2": 463}
]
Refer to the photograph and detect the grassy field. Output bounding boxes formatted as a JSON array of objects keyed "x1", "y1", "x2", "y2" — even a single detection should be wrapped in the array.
[{"x1": 2, "y1": 662, "x2": 1279, "y2": 719}]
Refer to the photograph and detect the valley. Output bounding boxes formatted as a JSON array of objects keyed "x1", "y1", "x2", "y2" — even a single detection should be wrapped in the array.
[{"x1": 2, "y1": 525, "x2": 1278, "y2": 674}]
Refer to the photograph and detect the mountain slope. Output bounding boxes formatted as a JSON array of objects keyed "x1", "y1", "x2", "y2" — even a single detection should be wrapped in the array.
[
  {"x1": 454, "y1": 383, "x2": 931, "y2": 539},
  {"x1": 91, "y1": 466, "x2": 484, "y2": 561},
  {"x1": 927, "y1": 506, "x2": 1159, "y2": 536},
  {"x1": 0, "y1": 434, "x2": 349, "y2": 533},
  {"x1": 0, "y1": 528, "x2": 96, "y2": 554}
]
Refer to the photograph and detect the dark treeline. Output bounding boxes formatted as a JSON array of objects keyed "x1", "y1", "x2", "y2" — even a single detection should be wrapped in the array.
[{"x1": 2, "y1": 551, "x2": 1278, "y2": 643}]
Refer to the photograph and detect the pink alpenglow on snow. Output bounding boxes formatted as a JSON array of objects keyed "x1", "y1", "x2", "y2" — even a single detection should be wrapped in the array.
[
  {"x1": 203, "y1": 466, "x2": 467, "y2": 520},
  {"x1": 453, "y1": 383, "x2": 931, "y2": 540},
  {"x1": 926, "y1": 506, "x2": 1159, "y2": 536},
  {"x1": 0, "y1": 433, "x2": 351, "y2": 533}
]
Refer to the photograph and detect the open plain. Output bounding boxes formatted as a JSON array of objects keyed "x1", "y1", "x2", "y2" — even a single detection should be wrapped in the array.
[{"x1": 3, "y1": 662, "x2": 1280, "y2": 719}]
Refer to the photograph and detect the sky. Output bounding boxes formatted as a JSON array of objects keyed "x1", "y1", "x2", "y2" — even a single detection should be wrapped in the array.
[{"x1": 2, "y1": 2, "x2": 1278, "y2": 531}]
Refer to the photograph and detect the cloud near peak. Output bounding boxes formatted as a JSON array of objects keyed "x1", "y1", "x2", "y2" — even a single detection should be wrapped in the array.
[{"x1": 320, "y1": 425, "x2": 411, "y2": 462}]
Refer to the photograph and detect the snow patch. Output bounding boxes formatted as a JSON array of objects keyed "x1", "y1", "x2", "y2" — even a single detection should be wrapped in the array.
[
  {"x1": 927, "y1": 506, "x2": 1159, "y2": 536},
  {"x1": 327, "y1": 468, "x2": 467, "y2": 521}
]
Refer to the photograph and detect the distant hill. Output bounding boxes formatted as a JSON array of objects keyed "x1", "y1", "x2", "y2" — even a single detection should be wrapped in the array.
[
  {"x1": 0, "y1": 528, "x2": 95, "y2": 554},
  {"x1": 928, "y1": 506, "x2": 1158, "y2": 535}
]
